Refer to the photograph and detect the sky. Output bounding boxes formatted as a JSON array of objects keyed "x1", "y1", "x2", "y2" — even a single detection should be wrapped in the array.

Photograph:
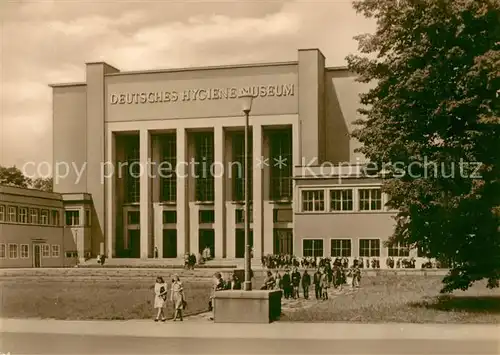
[{"x1": 0, "y1": 0, "x2": 376, "y2": 169}]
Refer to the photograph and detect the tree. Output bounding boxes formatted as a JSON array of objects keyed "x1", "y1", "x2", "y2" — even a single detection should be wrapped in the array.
[
  {"x1": 0, "y1": 165, "x2": 30, "y2": 188},
  {"x1": 30, "y1": 177, "x2": 53, "y2": 192},
  {"x1": 347, "y1": 0, "x2": 500, "y2": 292}
]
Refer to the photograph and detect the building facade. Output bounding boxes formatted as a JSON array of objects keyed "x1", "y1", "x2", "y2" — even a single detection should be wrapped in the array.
[{"x1": 48, "y1": 48, "x2": 421, "y2": 265}]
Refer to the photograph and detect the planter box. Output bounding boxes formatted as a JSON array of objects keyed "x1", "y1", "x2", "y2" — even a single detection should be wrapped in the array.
[{"x1": 213, "y1": 290, "x2": 282, "y2": 323}]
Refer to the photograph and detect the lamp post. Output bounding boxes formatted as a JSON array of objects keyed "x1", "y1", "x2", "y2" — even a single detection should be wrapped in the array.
[{"x1": 240, "y1": 94, "x2": 253, "y2": 291}]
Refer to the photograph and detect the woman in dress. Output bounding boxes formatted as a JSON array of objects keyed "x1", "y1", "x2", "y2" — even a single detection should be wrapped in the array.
[
  {"x1": 170, "y1": 274, "x2": 185, "y2": 321},
  {"x1": 153, "y1": 276, "x2": 168, "y2": 322}
]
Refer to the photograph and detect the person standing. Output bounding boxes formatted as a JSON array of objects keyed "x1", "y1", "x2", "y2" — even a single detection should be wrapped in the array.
[
  {"x1": 153, "y1": 277, "x2": 168, "y2": 322},
  {"x1": 320, "y1": 270, "x2": 329, "y2": 300},
  {"x1": 291, "y1": 267, "x2": 301, "y2": 299},
  {"x1": 274, "y1": 271, "x2": 282, "y2": 291},
  {"x1": 301, "y1": 269, "x2": 311, "y2": 300},
  {"x1": 313, "y1": 268, "x2": 322, "y2": 300},
  {"x1": 171, "y1": 275, "x2": 185, "y2": 321},
  {"x1": 281, "y1": 269, "x2": 291, "y2": 299}
]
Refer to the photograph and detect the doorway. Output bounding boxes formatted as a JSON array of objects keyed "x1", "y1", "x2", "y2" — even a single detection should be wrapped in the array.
[
  {"x1": 235, "y1": 229, "x2": 253, "y2": 258},
  {"x1": 33, "y1": 244, "x2": 42, "y2": 268},
  {"x1": 199, "y1": 229, "x2": 215, "y2": 258},
  {"x1": 128, "y1": 230, "x2": 140, "y2": 258},
  {"x1": 163, "y1": 229, "x2": 177, "y2": 258},
  {"x1": 273, "y1": 229, "x2": 293, "y2": 255}
]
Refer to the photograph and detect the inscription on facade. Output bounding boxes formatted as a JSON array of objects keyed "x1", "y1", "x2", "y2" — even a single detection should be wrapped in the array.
[{"x1": 109, "y1": 84, "x2": 295, "y2": 105}]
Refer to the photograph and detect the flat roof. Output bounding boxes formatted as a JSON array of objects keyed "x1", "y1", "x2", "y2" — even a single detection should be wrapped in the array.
[{"x1": 0, "y1": 185, "x2": 62, "y2": 201}]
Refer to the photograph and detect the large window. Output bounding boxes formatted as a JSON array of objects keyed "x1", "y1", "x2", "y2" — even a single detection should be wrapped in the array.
[
  {"x1": 388, "y1": 242, "x2": 410, "y2": 257},
  {"x1": 127, "y1": 211, "x2": 140, "y2": 225},
  {"x1": 42, "y1": 244, "x2": 50, "y2": 258},
  {"x1": 124, "y1": 136, "x2": 140, "y2": 203},
  {"x1": 160, "y1": 134, "x2": 177, "y2": 202},
  {"x1": 40, "y1": 209, "x2": 49, "y2": 225},
  {"x1": 30, "y1": 208, "x2": 39, "y2": 224},
  {"x1": 301, "y1": 190, "x2": 325, "y2": 212},
  {"x1": 65, "y1": 210, "x2": 80, "y2": 226},
  {"x1": 0, "y1": 244, "x2": 6, "y2": 258},
  {"x1": 194, "y1": 132, "x2": 215, "y2": 202},
  {"x1": 330, "y1": 189, "x2": 353, "y2": 211},
  {"x1": 303, "y1": 239, "x2": 324, "y2": 257},
  {"x1": 8, "y1": 206, "x2": 17, "y2": 222},
  {"x1": 162, "y1": 211, "x2": 176, "y2": 224},
  {"x1": 8, "y1": 244, "x2": 18, "y2": 259},
  {"x1": 51, "y1": 245, "x2": 60, "y2": 258},
  {"x1": 331, "y1": 239, "x2": 352, "y2": 257},
  {"x1": 359, "y1": 188, "x2": 382, "y2": 211},
  {"x1": 0, "y1": 205, "x2": 4, "y2": 221},
  {"x1": 232, "y1": 132, "x2": 252, "y2": 201},
  {"x1": 199, "y1": 210, "x2": 215, "y2": 223},
  {"x1": 269, "y1": 128, "x2": 293, "y2": 201},
  {"x1": 19, "y1": 207, "x2": 28, "y2": 224},
  {"x1": 359, "y1": 239, "x2": 381, "y2": 257},
  {"x1": 20, "y1": 244, "x2": 29, "y2": 258}
]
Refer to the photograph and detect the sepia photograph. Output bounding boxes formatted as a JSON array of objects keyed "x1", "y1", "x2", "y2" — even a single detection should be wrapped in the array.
[{"x1": 0, "y1": 0, "x2": 499, "y2": 354}]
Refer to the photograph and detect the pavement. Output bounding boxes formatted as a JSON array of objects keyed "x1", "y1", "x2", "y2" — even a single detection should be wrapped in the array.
[{"x1": 1, "y1": 318, "x2": 499, "y2": 354}]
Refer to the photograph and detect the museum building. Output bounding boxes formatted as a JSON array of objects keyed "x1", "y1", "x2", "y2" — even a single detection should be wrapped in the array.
[{"x1": 1, "y1": 48, "x2": 421, "y2": 268}]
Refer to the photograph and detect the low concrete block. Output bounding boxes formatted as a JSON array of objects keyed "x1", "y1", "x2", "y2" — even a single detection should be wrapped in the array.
[{"x1": 213, "y1": 289, "x2": 282, "y2": 323}]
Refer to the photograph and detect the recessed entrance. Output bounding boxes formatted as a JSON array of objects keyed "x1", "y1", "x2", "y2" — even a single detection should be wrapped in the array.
[
  {"x1": 128, "y1": 230, "x2": 140, "y2": 258},
  {"x1": 33, "y1": 244, "x2": 42, "y2": 268},
  {"x1": 163, "y1": 229, "x2": 177, "y2": 258},
  {"x1": 199, "y1": 229, "x2": 215, "y2": 257}
]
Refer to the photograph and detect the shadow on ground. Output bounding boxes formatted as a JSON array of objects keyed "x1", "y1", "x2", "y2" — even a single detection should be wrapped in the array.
[{"x1": 410, "y1": 296, "x2": 500, "y2": 314}]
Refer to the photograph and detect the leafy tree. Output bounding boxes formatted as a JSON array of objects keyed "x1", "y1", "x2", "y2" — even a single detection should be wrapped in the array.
[
  {"x1": 0, "y1": 165, "x2": 30, "y2": 188},
  {"x1": 347, "y1": 0, "x2": 500, "y2": 292},
  {"x1": 30, "y1": 177, "x2": 53, "y2": 192}
]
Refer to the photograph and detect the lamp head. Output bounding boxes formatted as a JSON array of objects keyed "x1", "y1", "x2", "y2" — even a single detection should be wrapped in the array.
[{"x1": 240, "y1": 94, "x2": 253, "y2": 114}]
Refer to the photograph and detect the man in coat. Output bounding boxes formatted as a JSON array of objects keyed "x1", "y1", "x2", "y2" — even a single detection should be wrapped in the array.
[
  {"x1": 313, "y1": 268, "x2": 322, "y2": 300},
  {"x1": 291, "y1": 267, "x2": 301, "y2": 299},
  {"x1": 281, "y1": 269, "x2": 292, "y2": 299},
  {"x1": 301, "y1": 269, "x2": 311, "y2": 300}
]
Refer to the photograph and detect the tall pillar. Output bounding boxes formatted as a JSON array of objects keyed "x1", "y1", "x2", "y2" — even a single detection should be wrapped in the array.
[
  {"x1": 292, "y1": 121, "x2": 300, "y2": 256},
  {"x1": 214, "y1": 125, "x2": 226, "y2": 258},
  {"x1": 105, "y1": 131, "x2": 116, "y2": 258},
  {"x1": 140, "y1": 129, "x2": 151, "y2": 259},
  {"x1": 153, "y1": 203, "x2": 163, "y2": 258},
  {"x1": 252, "y1": 124, "x2": 264, "y2": 260},
  {"x1": 176, "y1": 128, "x2": 188, "y2": 257}
]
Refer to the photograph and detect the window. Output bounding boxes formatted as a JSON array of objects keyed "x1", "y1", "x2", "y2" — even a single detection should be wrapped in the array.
[
  {"x1": 331, "y1": 239, "x2": 352, "y2": 257},
  {"x1": 8, "y1": 206, "x2": 17, "y2": 222},
  {"x1": 65, "y1": 251, "x2": 77, "y2": 258},
  {"x1": 85, "y1": 209, "x2": 91, "y2": 227},
  {"x1": 127, "y1": 211, "x2": 140, "y2": 225},
  {"x1": 40, "y1": 209, "x2": 49, "y2": 225},
  {"x1": 273, "y1": 229, "x2": 293, "y2": 255},
  {"x1": 194, "y1": 132, "x2": 215, "y2": 202},
  {"x1": 160, "y1": 134, "x2": 177, "y2": 202},
  {"x1": 301, "y1": 190, "x2": 325, "y2": 212},
  {"x1": 303, "y1": 239, "x2": 323, "y2": 257},
  {"x1": 51, "y1": 245, "x2": 60, "y2": 257},
  {"x1": 8, "y1": 244, "x2": 18, "y2": 259},
  {"x1": 123, "y1": 135, "x2": 140, "y2": 203},
  {"x1": 235, "y1": 208, "x2": 253, "y2": 223},
  {"x1": 0, "y1": 205, "x2": 4, "y2": 221},
  {"x1": 388, "y1": 242, "x2": 410, "y2": 257},
  {"x1": 330, "y1": 189, "x2": 353, "y2": 211},
  {"x1": 65, "y1": 210, "x2": 80, "y2": 226},
  {"x1": 273, "y1": 209, "x2": 293, "y2": 223},
  {"x1": 162, "y1": 211, "x2": 176, "y2": 224},
  {"x1": 359, "y1": 239, "x2": 381, "y2": 257},
  {"x1": 42, "y1": 244, "x2": 50, "y2": 258},
  {"x1": 51, "y1": 210, "x2": 59, "y2": 226},
  {"x1": 19, "y1": 207, "x2": 28, "y2": 223},
  {"x1": 30, "y1": 208, "x2": 39, "y2": 224},
  {"x1": 199, "y1": 210, "x2": 215, "y2": 223},
  {"x1": 232, "y1": 132, "x2": 252, "y2": 201},
  {"x1": 269, "y1": 128, "x2": 293, "y2": 201},
  {"x1": 0, "y1": 244, "x2": 5, "y2": 258},
  {"x1": 20, "y1": 244, "x2": 29, "y2": 258},
  {"x1": 359, "y1": 188, "x2": 382, "y2": 211}
]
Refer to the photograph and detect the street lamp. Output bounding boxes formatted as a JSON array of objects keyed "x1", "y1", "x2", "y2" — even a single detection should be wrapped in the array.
[{"x1": 241, "y1": 93, "x2": 253, "y2": 291}]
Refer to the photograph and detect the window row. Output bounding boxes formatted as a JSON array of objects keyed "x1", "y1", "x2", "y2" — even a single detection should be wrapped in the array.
[
  {"x1": 301, "y1": 188, "x2": 384, "y2": 212},
  {"x1": 65, "y1": 209, "x2": 91, "y2": 227},
  {"x1": 302, "y1": 239, "x2": 410, "y2": 258},
  {"x1": 0, "y1": 205, "x2": 61, "y2": 226},
  {"x1": 0, "y1": 244, "x2": 60, "y2": 259}
]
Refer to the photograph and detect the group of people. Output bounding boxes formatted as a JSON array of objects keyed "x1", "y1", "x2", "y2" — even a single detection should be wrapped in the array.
[
  {"x1": 260, "y1": 260, "x2": 362, "y2": 300},
  {"x1": 182, "y1": 246, "x2": 213, "y2": 269},
  {"x1": 153, "y1": 274, "x2": 186, "y2": 322}
]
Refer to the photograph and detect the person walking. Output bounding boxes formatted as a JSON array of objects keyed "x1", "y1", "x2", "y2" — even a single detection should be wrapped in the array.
[
  {"x1": 153, "y1": 276, "x2": 168, "y2": 322},
  {"x1": 313, "y1": 268, "x2": 322, "y2": 300},
  {"x1": 302, "y1": 269, "x2": 311, "y2": 300},
  {"x1": 170, "y1": 275, "x2": 185, "y2": 321},
  {"x1": 291, "y1": 267, "x2": 301, "y2": 299}
]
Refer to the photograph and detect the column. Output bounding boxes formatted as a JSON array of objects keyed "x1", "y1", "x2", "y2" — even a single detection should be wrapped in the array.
[
  {"x1": 292, "y1": 121, "x2": 300, "y2": 256},
  {"x1": 176, "y1": 128, "x2": 188, "y2": 257},
  {"x1": 153, "y1": 203, "x2": 163, "y2": 258},
  {"x1": 252, "y1": 124, "x2": 263, "y2": 260},
  {"x1": 105, "y1": 130, "x2": 116, "y2": 258},
  {"x1": 214, "y1": 125, "x2": 225, "y2": 258},
  {"x1": 140, "y1": 129, "x2": 151, "y2": 259}
]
